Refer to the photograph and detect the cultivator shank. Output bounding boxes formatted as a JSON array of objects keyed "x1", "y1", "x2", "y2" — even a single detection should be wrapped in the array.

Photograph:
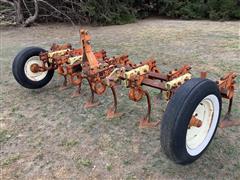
[{"x1": 217, "y1": 73, "x2": 239, "y2": 128}]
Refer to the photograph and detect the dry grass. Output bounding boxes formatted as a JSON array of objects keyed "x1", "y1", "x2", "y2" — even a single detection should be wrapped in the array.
[{"x1": 0, "y1": 19, "x2": 240, "y2": 179}]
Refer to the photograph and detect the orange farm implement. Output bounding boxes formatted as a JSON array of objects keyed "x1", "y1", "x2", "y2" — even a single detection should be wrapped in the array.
[{"x1": 12, "y1": 29, "x2": 239, "y2": 164}]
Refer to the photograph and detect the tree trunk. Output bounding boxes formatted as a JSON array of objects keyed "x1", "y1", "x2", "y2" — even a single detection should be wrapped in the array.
[
  {"x1": 0, "y1": 0, "x2": 23, "y2": 24},
  {"x1": 13, "y1": 0, "x2": 24, "y2": 24},
  {"x1": 24, "y1": 0, "x2": 39, "y2": 27}
]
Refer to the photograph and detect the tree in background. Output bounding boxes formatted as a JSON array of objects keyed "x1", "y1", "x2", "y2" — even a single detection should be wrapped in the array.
[
  {"x1": 157, "y1": 0, "x2": 240, "y2": 20},
  {"x1": 0, "y1": 0, "x2": 38, "y2": 26},
  {"x1": 0, "y1": 0, "x2": 239, "y2": 27}
]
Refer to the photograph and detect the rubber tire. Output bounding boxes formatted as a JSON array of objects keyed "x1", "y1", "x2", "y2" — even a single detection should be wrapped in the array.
[
  {"x1": 12, "y1": 47, "x2": 54, "y2": 89},
  {"x1": 160, "y1": 78, "x2": 222, "y2": 165}
]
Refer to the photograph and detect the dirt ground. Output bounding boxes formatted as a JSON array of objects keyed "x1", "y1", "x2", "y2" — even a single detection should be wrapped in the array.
[{"x1": 0, "y1": 19, "x2": 240, "y2": 179}]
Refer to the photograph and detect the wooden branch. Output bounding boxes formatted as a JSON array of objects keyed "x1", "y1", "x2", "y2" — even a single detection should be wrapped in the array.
[
  {"x1": 38, "y1": 0, "x2": 75, "y2": 25},
  {"x1": 0, "y1": 0, "x2": 14, "y2": 6},
  {"x1": 22, "y1": 0, "x2": 32, "y2": 16},
  {"x1": 13, "y1": 0, "x2": 24, "y2": 24},
  {"x1": 24, "y1": 0, "x2": 38, "y2": 27}
]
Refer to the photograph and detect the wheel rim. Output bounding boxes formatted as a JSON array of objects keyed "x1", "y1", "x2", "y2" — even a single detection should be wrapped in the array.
[
  {"x1": 24, "y1": 57, "x2": 48, "y2": 81},
  {"x1": 186, "y1": 94, "x2": 220, "y2": 156}
]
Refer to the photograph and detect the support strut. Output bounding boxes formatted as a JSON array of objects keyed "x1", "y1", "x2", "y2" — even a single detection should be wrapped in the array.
[
  {"x1": 219, "y1": 98, "x2": 240, "y2": 128},
  {"x1": 59, "y1": 75, "x2": 68, "y2": 90},
  {"x1": 139, "y1": 90, "x2": 160, "y2": 128},
  {"x1": 84, "y1": 78, "x2": 100, "y2": 108},
  {"x1": 71, "y1": 83, "x2": 82, "y2": 98},
  {"x1": 106, "y1": 86, "x2": 122, "y2": 119},
  {"x1": 58, "y1": 66, "x2": 68, "y2": 91}
]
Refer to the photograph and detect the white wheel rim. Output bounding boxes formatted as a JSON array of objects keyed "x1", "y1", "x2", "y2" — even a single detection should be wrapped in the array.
[
  {"x1": 24, "y1": 57, "x2": 48, "y2": 81},
  {"x1": 186, "y1": 94, "x2": 220, "y2": 156}
]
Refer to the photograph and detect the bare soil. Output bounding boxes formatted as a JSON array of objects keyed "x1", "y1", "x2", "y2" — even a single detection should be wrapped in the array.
[{"x1": 0, "y1": 19, "x2": 240, "y2": 179}]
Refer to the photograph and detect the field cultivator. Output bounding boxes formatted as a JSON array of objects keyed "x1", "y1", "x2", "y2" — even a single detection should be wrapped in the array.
[{"x1": 12, "y1": 29, "x2": 239, "y2": 164}]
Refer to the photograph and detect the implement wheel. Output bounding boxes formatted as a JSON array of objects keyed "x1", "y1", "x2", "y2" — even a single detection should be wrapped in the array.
[
  {"x1": 12, "y1": 47, "x2": 54, "y2": 89},
  {"x1": 160, "y1": 78, "x2": 222, "y2": 164}
]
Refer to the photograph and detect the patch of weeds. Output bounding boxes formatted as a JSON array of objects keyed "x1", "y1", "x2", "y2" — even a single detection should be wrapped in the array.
[
  {"x1": 223, "y1": 145, "x2": 238, "y2": 156},
  {"x1": 106, "y1": 148, "x2": 115, "y2": 156},
  {"x1": 42, "y1": 113, "x2": 48, "y2": 118},
  {"x1": 82, "y1": 121, "x2": 98, "y2": 133},
  {"x1": 30, "y1": 136, "x2": 44, "y2": 147},
  {"x1": 76, "y1": 158, "x2": 92, "y2": 168},
  {"x1": 35, "y1": 153, "x2": 44, "y2": 161},
  {"x1": 142, "y1": 166, "x2": 151, "y2": 177},
  {"x1": 110, "y1": 118, "x2": 122, "y2": 126},
  {"x1": 151, "y1": 158, "x2": 165, "y2": 168},
  {"x1": 234, "y1": 161, "x2": 240, "y2": 169},
  {"x1": 0, "y1": 130, "x2": 12, "y2": 143},
  {"x1": 1, "y1": 154, "x2": 20, "y2": 167},
  {"x1": 11, "y1": 106, "x2": 19, "y2": 113},
  {"x1": 123, "y1": 159, "x2": 131, "y2": 166},
  {"x1": 16, "y1": 113, "x2": 25, "y2": 118},
  {"x1": 60, "y1": 139, "x2": 78, "y2": 149},
  {"x1": 106, "y1": 163, "x2": 112, "y2": 171},
  {"x1": 126, "y1": 173, "x2": 137, "y2": 180}
]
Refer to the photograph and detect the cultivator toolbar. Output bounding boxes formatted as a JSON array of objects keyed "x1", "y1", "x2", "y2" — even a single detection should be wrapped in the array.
[{"x1": 12, "y1": 29, "x2": 239, "y2": 164}]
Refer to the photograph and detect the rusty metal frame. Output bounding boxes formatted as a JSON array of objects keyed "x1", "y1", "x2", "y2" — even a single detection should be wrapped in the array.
[{"x1": 30, "y1": 29, "x2": 238, "y2": 128}]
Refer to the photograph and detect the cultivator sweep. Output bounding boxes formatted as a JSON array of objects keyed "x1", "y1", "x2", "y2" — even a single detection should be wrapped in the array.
[{"x1": 12, "y1": 29, "x2": 239, "y2": 164}]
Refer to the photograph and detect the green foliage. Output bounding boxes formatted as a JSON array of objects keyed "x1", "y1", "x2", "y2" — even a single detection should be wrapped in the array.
[
  {"x1": 1, "y1": 0, "x2": 239, "y2": 25},
  {"x1": 76, "y1": 158, "x2": 92, "y2": 168},
  {"x1": 0, "y1": 130, "x2": 12, "y2": 143},
  {"x1": 82, "y1": 0, "x2": 136, "y2": 25},
  {"x1": 1, "y1": 154, "x2": 20, "y2": 167},
  {"x1": 157, "y1": 0, "x2": 240, "y2": 20},
  {"x1": 207, "y1": 0, "x2": 240, "y2": 20},
  {"x1": 60, "y1": 139, "x2": 78, "y2": 148}
]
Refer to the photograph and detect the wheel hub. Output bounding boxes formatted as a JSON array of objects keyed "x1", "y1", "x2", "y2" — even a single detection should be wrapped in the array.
[
  {"x1": 186, "y1": 94, "x2": 220, "y2": 156},
  {"x1": 187, "y1": 98, "x2": 214, "y2": 150},
  {"x1": 30, "y1": 63, "x2": 40, "y2": 73},
  {"x1": 189, "y1": 116, "x2": 202, "y2": 128},
  {"x1": 24, "y1": 58, "x2": 48, "y2": 81}
]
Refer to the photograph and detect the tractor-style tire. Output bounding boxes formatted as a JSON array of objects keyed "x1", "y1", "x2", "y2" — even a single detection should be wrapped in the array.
[
  {"x1": 12, "y1": 47, "x2": 54, "y2": 89},
  {"x1": 160, "y1": 78, "x2": 222, "y2": 165}
]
